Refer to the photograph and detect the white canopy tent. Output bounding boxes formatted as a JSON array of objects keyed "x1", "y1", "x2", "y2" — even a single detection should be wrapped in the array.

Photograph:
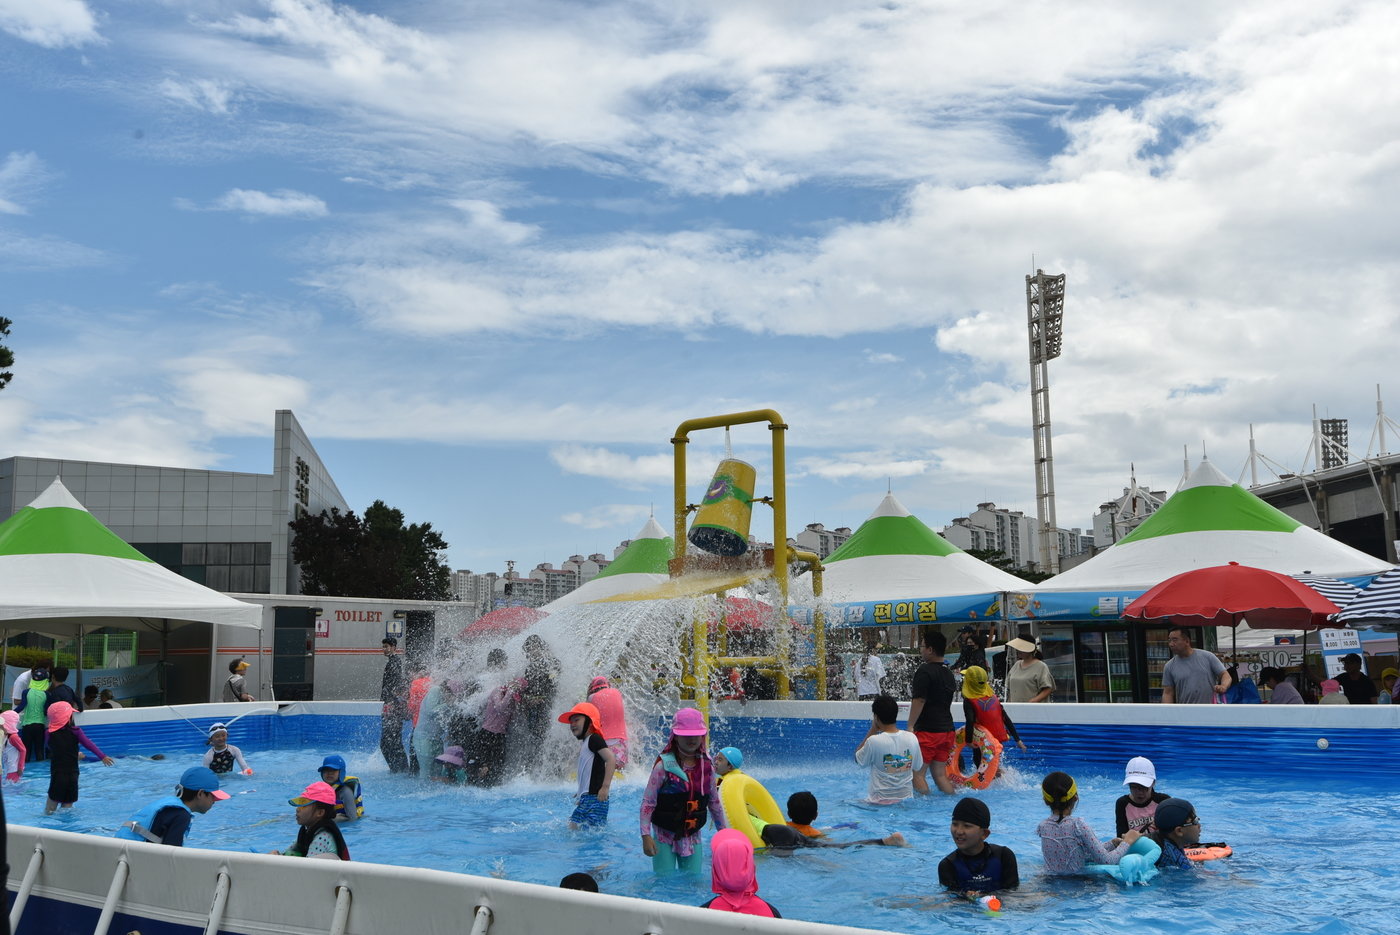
[{"x1": 0, "y1": 478, "x2": 263, "y2": 699}]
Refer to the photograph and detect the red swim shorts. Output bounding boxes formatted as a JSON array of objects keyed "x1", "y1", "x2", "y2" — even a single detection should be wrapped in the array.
[{"x1": 916, "y1": 730, "x2": 955, "y2": 765}]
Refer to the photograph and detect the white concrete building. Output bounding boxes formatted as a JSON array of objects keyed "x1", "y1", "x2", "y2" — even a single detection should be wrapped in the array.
[{"x1": 941, "y1": 502, "x2": 1089, "y2": 572}]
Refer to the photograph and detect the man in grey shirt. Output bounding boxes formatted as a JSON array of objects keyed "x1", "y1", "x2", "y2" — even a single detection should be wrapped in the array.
[{"x1": 1160, "y1": 627, "x2": 1230, "y2": 704}]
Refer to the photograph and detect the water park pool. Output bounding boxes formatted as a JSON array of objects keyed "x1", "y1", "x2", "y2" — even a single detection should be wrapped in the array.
[{"x1": 10, "y1": 717, "x2": 1392, "y2": 935}]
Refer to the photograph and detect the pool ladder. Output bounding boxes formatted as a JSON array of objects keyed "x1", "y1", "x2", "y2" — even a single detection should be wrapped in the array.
[{"x1": 7, "y1": 841, "x2": 493, "y2": 935}]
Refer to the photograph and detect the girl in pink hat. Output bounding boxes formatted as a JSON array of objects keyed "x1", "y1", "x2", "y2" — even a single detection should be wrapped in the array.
[
  {"x1": 639, "y1": 707, "x2": 727, "y2": 875},
  {"x1": 701, "y1": 828, "x2": 781, "y2": 917},
  {"x1": 272, "y1": 782, "x2": 350, "y2": 860},
  {"x1": 2, "y1": 710, "x2": 26, "y2": 783},
  {"x1": 43, "y1": 701, "x2": 114, "y2": 814}
]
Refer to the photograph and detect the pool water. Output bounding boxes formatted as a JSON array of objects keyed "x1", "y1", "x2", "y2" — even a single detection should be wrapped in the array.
[{"x1": 10, "y1": 745, "x2": 1391, "y2": 935}]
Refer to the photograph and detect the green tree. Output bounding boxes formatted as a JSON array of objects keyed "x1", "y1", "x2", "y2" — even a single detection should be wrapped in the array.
[
  {"x1": 965, "y1": 548, "x2": 1054, "y2": 584},
  {"x1": 289, "y1": 499, "x2": 451, "y2": 600},
  {"x1": 0, "y1": 317, "x2": 13, "y2": 391}
]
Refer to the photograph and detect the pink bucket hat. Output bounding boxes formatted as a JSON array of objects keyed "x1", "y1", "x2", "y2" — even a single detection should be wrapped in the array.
[
  {"x1": 1320, "y1": 679, "x2": 1341, "y2": 694},
  {"x1": 289, "y1": 781, "x2": 338, "y2": 807},
  {"x1": 46, "y1": 701, "x2": 75, "y2": 733},
  {"x1": 671, "y1": 707, "x2": 708, "y2": 736},
  {"x1": 1, "y1": 710, "x2": 19, "y2": 735}
]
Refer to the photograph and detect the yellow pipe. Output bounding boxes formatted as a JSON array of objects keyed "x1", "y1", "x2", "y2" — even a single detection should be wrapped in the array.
[{"x1": 672, "y1": 409, "x2": 791, "y2": 700}]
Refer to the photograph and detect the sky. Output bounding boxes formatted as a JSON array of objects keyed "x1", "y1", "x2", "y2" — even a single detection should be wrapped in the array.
[{"x1": 2, "y1": 0, "x2": 1399, "y2": 575}]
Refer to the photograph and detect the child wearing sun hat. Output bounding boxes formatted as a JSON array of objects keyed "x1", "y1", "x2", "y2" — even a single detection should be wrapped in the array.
[
  {"x1": 272, "y1": 782, "x2": 350, "y2": 860},
  {"x1": 43, "y1": 701, "x2": 114, "y2": 814},
  {"x1": 639, "y1": 707, "x2": 728, "y2": 875}
]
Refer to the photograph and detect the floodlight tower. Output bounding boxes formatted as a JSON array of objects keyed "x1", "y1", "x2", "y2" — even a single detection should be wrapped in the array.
[{"x1": 1027, "y1": 269, "x2": 1066, "y2": 575}]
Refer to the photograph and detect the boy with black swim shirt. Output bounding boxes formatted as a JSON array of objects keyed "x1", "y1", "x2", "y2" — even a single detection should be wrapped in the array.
[{"x1": 938, "y1": 797, "x2": 1019, "y2": 896}]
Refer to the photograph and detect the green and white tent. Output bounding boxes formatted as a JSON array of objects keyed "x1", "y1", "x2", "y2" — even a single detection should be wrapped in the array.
[
  {"x1": 1014, "y1": 460, "x2": 1392, "y2": 620},
  {"x1": 0, "y1": 477, "x2": 262, "y2": 633},
  {"x1": 819, "y1": 493, "x2": 1028, "y2": 627},
  {"x1": 542, "y1": 516, "x2": 673, "y2": 611}
]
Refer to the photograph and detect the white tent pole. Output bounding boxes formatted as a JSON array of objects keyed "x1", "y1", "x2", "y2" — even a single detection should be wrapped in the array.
[
  {"x1": 1, "y1": 629, "x2": 8, "y2": 702},
  {"x1": 76, "y1": 623, "x2": 84, "y2": 706}
]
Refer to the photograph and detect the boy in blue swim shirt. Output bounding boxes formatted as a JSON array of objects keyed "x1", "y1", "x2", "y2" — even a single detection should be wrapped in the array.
[{"x1": 938, "y1": 797, "x2": 1019, "y2": 896}]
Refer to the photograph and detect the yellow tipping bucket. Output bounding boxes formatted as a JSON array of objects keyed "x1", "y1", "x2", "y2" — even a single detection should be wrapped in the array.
[{"x1": 688, "y1": 459, "x2": 756, "y2": 557}]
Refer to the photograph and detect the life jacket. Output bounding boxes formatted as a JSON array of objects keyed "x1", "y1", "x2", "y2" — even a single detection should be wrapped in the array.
[
  {"x1": 650, "y1": 753, "x2": 709, "y2": 836},
  {"x1": 331, "y1": 776, "x2": 364, "y2": 818},
  {"x1": 292, "y1": 822, "x2": 351, "y2": 860},
  {"x1": 117, "y1": 796, "x2": 190, "y2": 843},
  {"x1": 19, "y1": 684, "x2": 49, "y2": 727},
  {"x1": 969, "y1": 696, "x2": 1009, "y2": 743},
  {"x1": 946, "y1": 843, "x2": 1010, "y2": 892}
]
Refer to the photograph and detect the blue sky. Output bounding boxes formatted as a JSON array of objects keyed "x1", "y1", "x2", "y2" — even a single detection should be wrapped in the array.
[{"x1": 3, "y1": 0, "x2": 1399, "y2": 574}]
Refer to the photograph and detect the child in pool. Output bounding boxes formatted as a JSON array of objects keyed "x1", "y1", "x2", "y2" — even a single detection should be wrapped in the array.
[
  {"x1": 558, "y1": 702, "x2": 615, "y2": 829},
  {"x1": 758, "y1": 791, "x2": 907, "y2": 851},
  {"x1": 639, "y1": 707, "x2": 727, "y2": 875},
  {"x1": 43, "y1": 701, "x2": 115, "y2": 814},
  {"x1": 939, "y1": 796, "x2": 1019, "y2": 896},
  {"x1": 785, "y1": 790, "x2": 823, "y2": 838},
  {"x1": 202, "y1": 723, "x2": 253, "y2": 775},
  {"x1": 2, "y1": 710, "x2": 26, "y2": 783},
  {"x1": 1036, "y1": 771, "x2": 1138, "y2": 873},
  {"x1": 318, "y1": 755, "x2": 363, "y2": 822},
  {"x1": 1112, "y1": 756, "x2": 1170, "y2": 839},
  {"x1": 271, "y1": 782, "x2": 350, "y2": 860},
  {"x1": 701, "y1": 829, "x2": 781, "y2": 917},
  {"x1": 714, "y1": 746, "x2": 742, "y2": 783},
  {"x1": 1148, "y1": 798, "x2": 1204, "y2": 870}
]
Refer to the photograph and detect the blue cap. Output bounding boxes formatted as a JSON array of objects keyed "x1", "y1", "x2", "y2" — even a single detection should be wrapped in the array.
[
  {"x1": 179, "y1": 766, "x2": 230, "y2": 799},
  {"x1": 718, "y1": 746, "x2": 742, "y2": 769},
  {"x1": 320, "y1": 755, "x2": 346, "y2": 775}
]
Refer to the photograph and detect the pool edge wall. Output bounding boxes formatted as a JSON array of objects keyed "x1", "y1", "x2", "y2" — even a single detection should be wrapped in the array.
[{"x1": 63, "y1": 699, "x2": 1400, "y2": 781}]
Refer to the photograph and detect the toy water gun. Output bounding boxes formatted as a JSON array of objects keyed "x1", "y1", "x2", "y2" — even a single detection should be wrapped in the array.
[{"x1": 974, "y1": 895, "x2": 1001, "y2": 913}]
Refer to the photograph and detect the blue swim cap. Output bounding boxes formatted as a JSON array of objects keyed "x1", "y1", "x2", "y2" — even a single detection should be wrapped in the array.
[{"x1": 719, "y1": 746, "x2": 742, "y2": 769}]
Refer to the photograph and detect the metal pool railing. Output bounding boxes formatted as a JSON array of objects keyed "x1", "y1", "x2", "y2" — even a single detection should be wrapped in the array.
[{"x1": 5, "y1": 824, "x2": 903, "y2": 935}]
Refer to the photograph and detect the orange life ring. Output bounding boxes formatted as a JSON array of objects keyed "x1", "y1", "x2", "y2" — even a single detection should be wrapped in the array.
[
  {"x1": 945, "y1": 726, "x2": 1002, "y2": 790},
  {"x1": 1185, "y1": 843, "x2": 1232, "y2": 861}
]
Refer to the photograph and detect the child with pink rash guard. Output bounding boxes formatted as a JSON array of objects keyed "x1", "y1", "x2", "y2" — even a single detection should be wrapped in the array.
[
  {"x1": 2, "y1": 710, "x2": 26, "y2": 782},
  {"x1": 700, "y1": 829, "x2": 782, "y2": 917}
]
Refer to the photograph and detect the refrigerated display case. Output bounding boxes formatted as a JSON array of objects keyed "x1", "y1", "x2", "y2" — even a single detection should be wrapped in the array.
[
  {"x1": 1144, "y1": 626, "x2": 1172, "y2": 702},
  {"x1": 1075, "y1": 627, "x2": 1140, "y2": 702},
  {"x1": 1037, "y1": 625, "x2": 1078, "y2": 703}
]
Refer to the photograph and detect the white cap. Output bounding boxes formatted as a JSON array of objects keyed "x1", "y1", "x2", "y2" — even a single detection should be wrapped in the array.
[{"x1": 1123, "y1": 756, "x2": 1156, "y2": 786}]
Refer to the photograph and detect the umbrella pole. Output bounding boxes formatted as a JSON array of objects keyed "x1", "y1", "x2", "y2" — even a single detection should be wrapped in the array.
[
  {"x1": 76, "y1": 623, "x2": 84, "y2": 706},
  {"x1": 2, "y1": 629, "x2": 8, "y2": 704}
]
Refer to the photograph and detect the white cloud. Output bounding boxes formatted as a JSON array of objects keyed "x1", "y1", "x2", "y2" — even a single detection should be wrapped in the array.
[
  {"x1": 0, "y1": 0, "x2": 99, "y2": 48},
  {"x1": 167, "y1": 358, "x2": 311, "y2": 435},
  {"x1": 0, "y1": 152, "x2": 52, "y2": 215},
  {"x1": 0, "y1": 230, "x2": 107, "y2": 271},
  {"x1": 549, "y1": 445, "x2": 675, "y2": 486},
  {"x1": 863, "y1": 350, "x2": 903, "y2": 364},
  {"x1": 212, "y1": 188, "x2": 328, "y2": 218},
  {"x1": 158, "y1": 78, "x2": 236, "y2": 115},
  {"x1": 798, "y1": 454, "x2": 933, "y2": 482},
  {"x1": 560, "y1": 503, "x2": 651, "y2": 529}
]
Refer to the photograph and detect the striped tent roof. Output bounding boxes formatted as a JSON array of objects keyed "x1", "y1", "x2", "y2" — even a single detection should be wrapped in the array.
[
  {"x1": 821, "y1": 493, "x2": 1027, "y2": 603},
  {"x1": 1332, "y1": 566, "x2": 1400, "y2": 631},
  {"x1": 541, "y1": 516, "x2": 673, "y2": 611},
  {"x1": 0, "y1": 477, "x2": 262, "y2": 631}
]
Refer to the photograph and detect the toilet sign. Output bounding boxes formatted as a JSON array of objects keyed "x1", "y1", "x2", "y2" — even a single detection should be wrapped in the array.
[
  {"x1": 314, "y1": 617, "x2": 330, "y2": 639},
  {"x1": 386, "y1": 618, "x2": 405, "y2": 640}
]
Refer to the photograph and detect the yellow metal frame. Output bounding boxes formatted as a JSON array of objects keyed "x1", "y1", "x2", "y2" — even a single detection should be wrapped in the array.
[{"x1": 671, "y1": 411, "x2": 825, "y2": 722}]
